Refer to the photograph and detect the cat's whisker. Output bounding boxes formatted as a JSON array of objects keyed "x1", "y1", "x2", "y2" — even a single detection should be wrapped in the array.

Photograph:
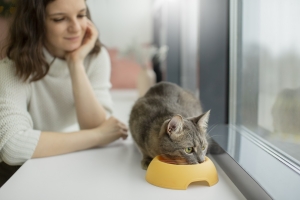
[
  {"x1": 206, "y1": 134, "x2": 223, "y2": 140},
  {"x1": 205, "y1": 124, "x2": 223, "y2": 141},
  {"x1": 207, "y1": 124, "x2": 219, "y2": 134}
]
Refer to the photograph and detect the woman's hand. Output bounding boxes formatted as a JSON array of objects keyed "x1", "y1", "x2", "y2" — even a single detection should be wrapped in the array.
[
  {"x1": 94, "y1": 116, "x2": 128, "y2": 146},
  {"x1": 65, "y1": 19, "x2": 98, "y2": 65}
]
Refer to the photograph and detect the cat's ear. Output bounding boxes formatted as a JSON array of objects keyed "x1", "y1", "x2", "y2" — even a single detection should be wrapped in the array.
[
  {"x1": 195, "y1": 110, "x2": 210, "y2": 132},
  {"x1": 167, "y1": 115, "x2": 184, "y2": 137}
]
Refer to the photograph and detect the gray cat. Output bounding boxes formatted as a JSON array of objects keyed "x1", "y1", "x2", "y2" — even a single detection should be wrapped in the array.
[{"x1": 129, "y1": 82, "x2": 210, "y2": 169}]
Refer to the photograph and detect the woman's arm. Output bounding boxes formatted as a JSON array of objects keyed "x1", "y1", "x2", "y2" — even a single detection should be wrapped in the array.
[
  {"x1": 0, "y1": 60, "x2": 41, "y2": 165},
  {"x1": 66, "y1": 20, "x2": 110, "y2": 129},
  {"x1": 68, "y1": 61, "x2": 107, "y2": 129},
  {"x1": 32, "y1": 116, "x2": 128, "y2": 158}
]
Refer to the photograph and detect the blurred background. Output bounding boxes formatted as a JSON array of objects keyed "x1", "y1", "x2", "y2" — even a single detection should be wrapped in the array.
[
  {"x1": 0, "y1": 0, "x2": 199, "y2": 95},
  {"x1": 85, "y1": 0, "x2": 200, "y2": 96}
]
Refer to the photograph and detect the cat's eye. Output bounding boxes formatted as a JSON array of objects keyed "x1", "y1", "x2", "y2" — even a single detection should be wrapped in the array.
[
  {"x1": 184, "y1": 147, "x2": 193, "y2": 154},
  {"x1": 202, "y1": 146, "x2": 206, "y2": 151}
]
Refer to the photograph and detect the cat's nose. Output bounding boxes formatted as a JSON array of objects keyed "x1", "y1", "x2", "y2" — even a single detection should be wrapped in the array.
[
  {"x1": 198, "y1": 155, "x2": 205, "y2": 163},
  {"x1": 198, "y1": 159, "x2": 205, "y2": 164}
]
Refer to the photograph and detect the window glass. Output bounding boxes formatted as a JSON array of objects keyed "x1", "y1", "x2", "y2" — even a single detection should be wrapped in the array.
[{"x1": 235, "y1": 0, "x2": 300, "y2": 166}]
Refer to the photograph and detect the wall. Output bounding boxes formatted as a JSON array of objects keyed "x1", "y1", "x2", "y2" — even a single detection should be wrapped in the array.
[
  {"x1": 86, "y1": 0, "x2": 153, "y2": 89},
  {"x1": 86, "y1": 0, "x2": 153, "y2": 50}
]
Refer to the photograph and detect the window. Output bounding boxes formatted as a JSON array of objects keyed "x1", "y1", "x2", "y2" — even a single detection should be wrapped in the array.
[
  {"x1": 232, "y1": 0, "x2": 300, "y2": 166},
  {"x1": 199, "y1": 0, "x2": 300, "y2": 199},
  {"x1": 229, "y1": 0, "x2": 300, "y2": 199}
]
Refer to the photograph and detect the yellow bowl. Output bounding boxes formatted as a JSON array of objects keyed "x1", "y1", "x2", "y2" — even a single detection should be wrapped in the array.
[{"x1": 145, "y1": 156, "x2": 218, "y2": 190}]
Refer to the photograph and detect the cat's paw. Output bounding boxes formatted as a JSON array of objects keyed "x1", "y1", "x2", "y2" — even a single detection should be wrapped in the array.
[{"x1": 141, "y1": 158, "x2": 152, "y2": 170}]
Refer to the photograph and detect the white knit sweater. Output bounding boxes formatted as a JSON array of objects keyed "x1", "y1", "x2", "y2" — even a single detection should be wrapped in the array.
[{"x1": 0, "y1": 47, "x2": 113, "y2": 165}]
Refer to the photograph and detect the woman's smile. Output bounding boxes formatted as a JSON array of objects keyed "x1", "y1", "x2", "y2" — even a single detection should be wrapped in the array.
[{"x1": 65, "y1": 36, "x2": 81, "y2": 41}]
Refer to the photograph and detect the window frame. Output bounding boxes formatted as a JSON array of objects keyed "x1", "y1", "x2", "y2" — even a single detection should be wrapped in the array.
[{"x1": 198, "y1": 0, "x2": 272, "y2": 199}]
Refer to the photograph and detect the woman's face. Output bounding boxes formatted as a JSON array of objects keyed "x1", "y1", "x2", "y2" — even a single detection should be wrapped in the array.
[{"x1": 44, "y1": 0, "x2": 88, "y2": 58}]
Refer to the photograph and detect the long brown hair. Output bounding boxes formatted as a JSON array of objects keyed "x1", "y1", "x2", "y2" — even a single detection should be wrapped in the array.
[{"x1": 6, "y1": 0, "x2": 101, "y2": 82}]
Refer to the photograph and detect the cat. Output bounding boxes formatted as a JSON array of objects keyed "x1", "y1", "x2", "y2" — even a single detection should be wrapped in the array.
[{"x1": 129, "y1": 81, "x2": 210, "y2": 169}]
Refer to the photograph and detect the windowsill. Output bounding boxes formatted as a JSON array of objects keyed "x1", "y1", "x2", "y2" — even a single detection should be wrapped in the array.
[{"x1": 209, "y1": 124, "x2": 300, "y2": 200}]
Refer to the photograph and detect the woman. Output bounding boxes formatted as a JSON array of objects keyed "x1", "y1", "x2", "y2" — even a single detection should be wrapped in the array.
[{"x1": 0, "y1": 0, "x2": 128, "y2": 186}]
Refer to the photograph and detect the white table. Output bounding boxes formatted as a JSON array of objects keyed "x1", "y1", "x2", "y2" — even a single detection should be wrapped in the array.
[{"x1": 0, "y1": 90, "x2": 245, "y2": 200}]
